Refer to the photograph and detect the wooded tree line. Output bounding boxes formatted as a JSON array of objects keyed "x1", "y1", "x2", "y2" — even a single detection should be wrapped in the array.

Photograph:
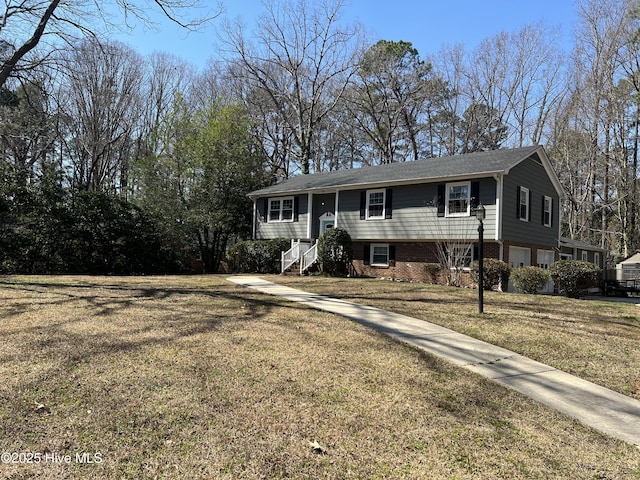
[{"x1": 2, "y1": 0, "x2": 640, "y2": 273}]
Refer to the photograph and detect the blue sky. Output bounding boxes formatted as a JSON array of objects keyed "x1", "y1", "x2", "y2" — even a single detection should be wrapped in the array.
[{"x1": 113, "y1": 0, "x2": 577, "y2": 68}]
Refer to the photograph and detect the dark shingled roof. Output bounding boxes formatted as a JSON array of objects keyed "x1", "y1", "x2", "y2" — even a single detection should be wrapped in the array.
[{"x1": 249, "y1": 145, "x2": 544, "y2": 198}]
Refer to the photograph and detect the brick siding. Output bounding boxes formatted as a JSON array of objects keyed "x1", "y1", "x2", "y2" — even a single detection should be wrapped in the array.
[{"x1": 352, "y1": 241, "x2": 503, "y2": 286}]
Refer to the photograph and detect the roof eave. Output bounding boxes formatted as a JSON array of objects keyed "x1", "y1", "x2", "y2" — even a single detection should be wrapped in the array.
[{"x1": 248, "y1": 170, "x2": 506, "y2": 199}]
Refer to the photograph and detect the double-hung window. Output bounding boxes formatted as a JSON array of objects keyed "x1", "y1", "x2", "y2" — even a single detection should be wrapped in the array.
[
  {"x1": 543, "y1": 196, "x2": 552, "y2": 227},
  {"x1": 366, "y1": 189, "x2": 385, "y2": 219},
  {"x1": 451, "y1": 244, "x2": 473, "y2": 269},
  {"x1": 446, "y1": 182, "x2": 470, "y2": 217},
  {"x1": 519, "y1": 186, "x2": 530, "y2": 221},
  {"x1": 268, "y1": 196, "x2": 294, "y2": 222},
  {"x1": 370, "y1": 243, "x2": 389, "y2": 266}
]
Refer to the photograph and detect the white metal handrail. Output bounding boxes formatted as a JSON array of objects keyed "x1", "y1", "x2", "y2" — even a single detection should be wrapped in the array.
[{"x1": 300, "y1": 243, "x2": 318, "y2": 274}]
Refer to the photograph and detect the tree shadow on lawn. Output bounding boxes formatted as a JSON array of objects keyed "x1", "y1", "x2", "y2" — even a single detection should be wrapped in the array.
[
  {"x1": 0, "y1": 276, "x2": 306, "y2": 370},
  {"x1": 2, "y1": 277, "x2": 639, "y2": 480},
  {"x1": 0, "y1": 276, "x2": 297, "y2": 323},
  {"x1": 277, "y1": 276, "x2": 640, "y2": 332},
  {"x1": 0, "y1": 276, "x2": 316, "y2": 450}
]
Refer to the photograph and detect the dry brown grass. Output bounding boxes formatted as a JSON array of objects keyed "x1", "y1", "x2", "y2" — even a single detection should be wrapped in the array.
[
  {"x1": 0, "y1": 275, "x2": 638, "y2": 479},
  {"x1": 272, "y1": 275, "x2": 640, "y2": 399}
]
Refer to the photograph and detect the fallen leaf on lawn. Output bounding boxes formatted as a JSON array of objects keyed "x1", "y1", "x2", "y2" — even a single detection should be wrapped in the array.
[
  {"x1": 308, "y1": 440, "x2": 327, "y2": 455},
  {"x1": 33, "y1": 403, "x2": 50, "y2": 414}
]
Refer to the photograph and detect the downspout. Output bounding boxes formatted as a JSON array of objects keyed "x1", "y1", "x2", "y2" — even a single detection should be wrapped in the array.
[
  {"x1": 334, "y1": 190, "x2": 340, "y2": 228},
  {"x1": 307, "y1": 193, "x2": 313, "y2": 240},
  {"x1": 252, "y1": 199, "x2": 257, "y2": 240},
  {"x1": 494, "y1": 174, "x2": 504, "y2": 257}
]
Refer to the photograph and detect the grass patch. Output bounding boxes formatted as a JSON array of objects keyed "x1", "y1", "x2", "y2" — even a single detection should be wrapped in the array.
[
  {"x1": 0, "y1": 275, "x2": 637, "y2": 479},
  {"x1": 271, "y1": 275, "x2": 640, "y2": 400}
]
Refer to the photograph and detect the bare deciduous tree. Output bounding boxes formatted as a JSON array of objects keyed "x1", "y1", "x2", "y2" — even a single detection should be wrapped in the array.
[
  {"x1": 221, "y1": 0, "x2": 361, "y2": 175},
  {"x1": 465, "y1": 23, "x2": 567, "y2": 149},
  {"x1": 0, "y1": 0, "x2": 220, "y2": 88},
  {"x1": 60, "y1": 39, "x2": 144, "y2": 192},
  {"x1": 551, "y1": 0, "x2": 635, "y2": 251}
]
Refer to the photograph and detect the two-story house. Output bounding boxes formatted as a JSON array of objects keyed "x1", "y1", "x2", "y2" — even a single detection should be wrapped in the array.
[{"x1": 248, "y1": 145, "x2": 564, "y2": 286}]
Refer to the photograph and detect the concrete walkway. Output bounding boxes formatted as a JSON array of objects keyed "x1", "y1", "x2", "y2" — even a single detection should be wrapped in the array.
[{"x1": 228, "y1": 276, "x2": 640, "y2": 447}]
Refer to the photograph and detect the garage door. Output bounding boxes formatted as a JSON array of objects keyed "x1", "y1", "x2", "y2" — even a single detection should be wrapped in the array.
[
  {"x1": 508, "y1": 246, "x2": 531, "y2": 292},
  {"x1": 537, "y1": 249, "x2": 555, "y2": 293}
]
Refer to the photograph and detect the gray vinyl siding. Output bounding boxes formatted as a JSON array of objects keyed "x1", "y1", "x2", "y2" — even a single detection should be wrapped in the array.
[
  {"x1": 254, "y1": 194, "x2": 308, "y2": 240},
  {"x1": 337, "y1": 178, "x2": 497, "y2": 241},
  {"x1": 501, "y1": 158, "x2": 560, "y2": 246}
]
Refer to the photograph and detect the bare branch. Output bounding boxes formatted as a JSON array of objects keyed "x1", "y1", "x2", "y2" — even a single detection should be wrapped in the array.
[
  {"x1": 0, "y1": 0, "x2": 60, "y2": 88},
  {"x1": 0, "y1": 0, "x2": 222, "y2": 89}
]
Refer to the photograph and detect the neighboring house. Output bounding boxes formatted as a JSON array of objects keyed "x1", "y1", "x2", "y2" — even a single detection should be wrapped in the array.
[
  {"x1": 559, "y1": 237, "x2": 608, "y2": 269},
  {"x1": 615, "y1": 251, "x2": 640, "y2": 282},
  {"x1": 248, "y1": 145, "x2": 563, "y2": 287}
]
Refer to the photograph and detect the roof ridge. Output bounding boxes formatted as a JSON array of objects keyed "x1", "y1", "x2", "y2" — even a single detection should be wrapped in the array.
[{"x1": 250, "y1": 145, "x2": 543, "y2": 197}]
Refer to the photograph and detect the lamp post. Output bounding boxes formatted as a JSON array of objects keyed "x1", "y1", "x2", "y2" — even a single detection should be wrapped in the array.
[{"x1": 475, "y1": 204, "x2": 486, "y2": 314}]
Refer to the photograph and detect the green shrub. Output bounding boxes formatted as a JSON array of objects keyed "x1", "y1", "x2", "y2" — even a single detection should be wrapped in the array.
[
  {"x1": 511, "y1": 266, "x2": 551, "y2": 294},
  {"x1": 549, "y1": 260, "x2": 601, "y2": 298},
  {"x1": 470, "y1": 258, "x2": 511, "y2": 290},
  {"x1": 226, "y1": 238, "x2": 290, "y2": 273},
  {"x1": 317, "y1": 227, "x2": 353, "y2": 276}
]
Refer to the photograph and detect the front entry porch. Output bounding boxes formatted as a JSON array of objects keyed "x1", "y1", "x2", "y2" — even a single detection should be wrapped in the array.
[
  {"x1": 281, "y1": 198, "x2": 337, "y2": 275},
  {"x1": 281, "y1": 239, "x2": 319, "y2": 275}
]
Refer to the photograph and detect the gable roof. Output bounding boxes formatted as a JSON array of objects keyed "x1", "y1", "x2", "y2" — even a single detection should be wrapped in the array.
[
  {"x1": 618, "y1": 252, "x2": 640, "y2": 264},
  {"x1": 249, "y1": 145, "x2": 563, "y2": 198}
]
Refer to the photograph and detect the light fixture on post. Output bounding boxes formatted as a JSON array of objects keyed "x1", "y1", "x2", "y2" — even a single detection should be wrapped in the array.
[{"x1": 475, "y1": 204, "x2": 486, "y2": 314}]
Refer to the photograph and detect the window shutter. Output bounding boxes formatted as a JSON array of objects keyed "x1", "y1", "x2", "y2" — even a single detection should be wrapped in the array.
[
  {"x1": 516, "y1": 186, "x2": 521, "y2": 218},
  {"x1": 262, "y1": 198, "x2": 268, "y2": 221},
  {"x1": 437, "y1": 184, "x2": 445, "y2": 217},
  {"x1": 363, "y1": 245, "x2": 370, "y2": 265},
  {"x1": 550, "y1": 198, "x2": 553, "y2": 227},
  {"x1": 541, "y1": 196, "x2": 545, "y2": 225},
  {"x1": 385, "y1": 188, "x2": 393, "y2": 219},
  {"x1": 360, "y1": 191, "x2": 366, "y2": 220},
  {"x1": 293, "y1": 196, "x2": 299, "y2": 222},
  {"x1": 470, "y1": 181, "x2": 480, "y2": 210},
  {"x1": 389, "y1": 245, "x2": 396, "y2": 261}
]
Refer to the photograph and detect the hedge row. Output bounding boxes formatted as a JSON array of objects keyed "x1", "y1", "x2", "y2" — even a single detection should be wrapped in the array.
[{"x1": 226, "y1": 238, "x2": 290, "y2": 274}]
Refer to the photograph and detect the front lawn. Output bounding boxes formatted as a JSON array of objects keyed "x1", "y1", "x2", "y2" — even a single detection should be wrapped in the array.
[
  {"x1": 271, "y1": 275, "x2": 640, "y2": 399},
  {"x1": 0, "y1": 275, "x2": 638, "y2": 479}
]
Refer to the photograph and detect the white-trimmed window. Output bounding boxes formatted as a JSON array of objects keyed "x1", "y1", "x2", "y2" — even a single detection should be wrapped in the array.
[
  {"x1": 581, "y1": 251, "x2": 588, "y2": 262},
  {"x1": 537, "y1": 249, "x2": 555, "y2": 270},
  {"x1": 594, "y1": 252, "x2": 600, "y2": 267},
  {"x1": 543, "y1": 196, "x2": 552, "y2": 227},
  {"x1": 370, "y1": 243, "x2": 389, "y2": 266},
  {"x1": 450, "y1": 244, "x2": 473, "y2": 269},
  {"x1": 446, "y1": 181, "x2": 470, "y2": 217},
  {"x1": 268, "y1": 196, "x2": 294, "y2": 222},
  {"x1": 519, "y1": 186, "x2": 530, "y2": 221},
  {"x1": 366, "y1": 189, "x2": 385, "y2": 219}
]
